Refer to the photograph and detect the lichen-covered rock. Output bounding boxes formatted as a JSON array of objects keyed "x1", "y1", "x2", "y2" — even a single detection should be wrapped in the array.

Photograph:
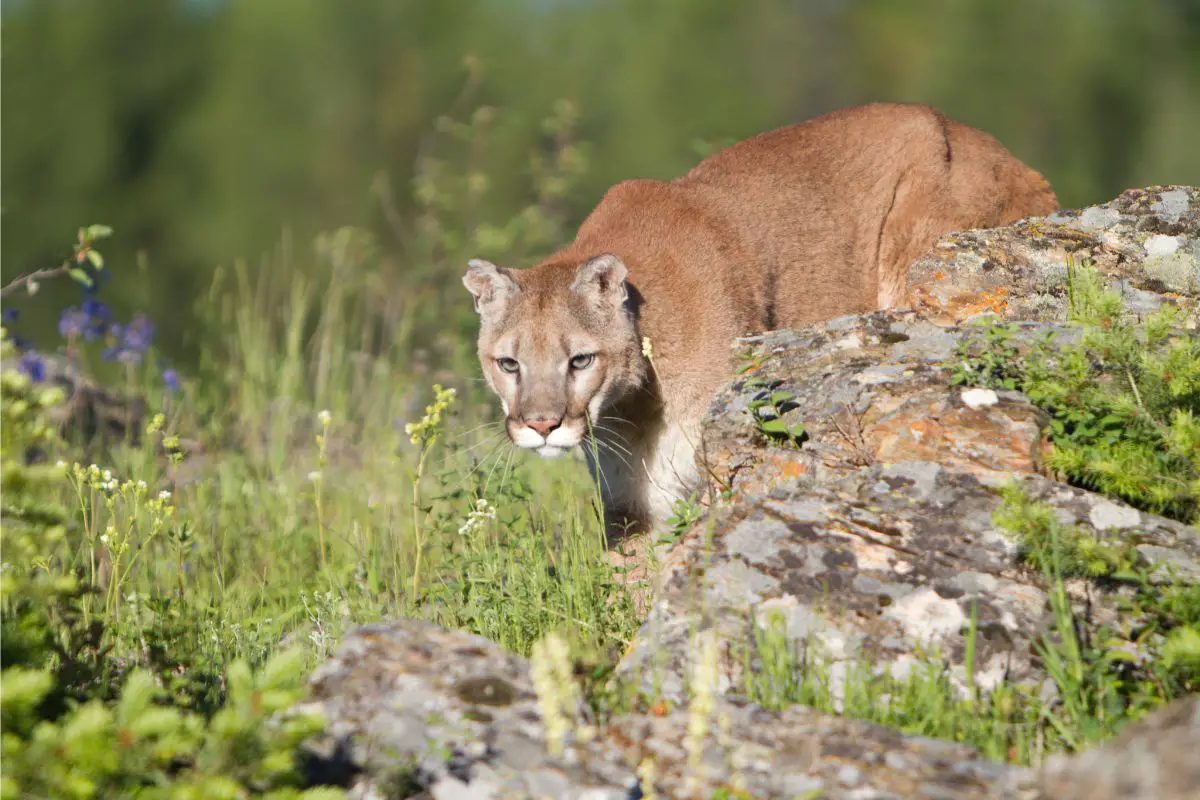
[
  {"x1": 616, "y1": 460, "x2": 1198, "y2": 707},
  {"x1": 298, "y1": 619, "x2": 636, "y2": 800},
  {"x1": 1035, "y1": 693, "x2": 1200, "y2": 800},
  {"x1": 300, "y1": 619, "x2": 1043, "y2": 799},
  {"x1": 908, "y1": 185, "x2": 1199, "y2": 327},
  {"x1": 700, "y1": 311, "x2": 1067, "y2": 500}
]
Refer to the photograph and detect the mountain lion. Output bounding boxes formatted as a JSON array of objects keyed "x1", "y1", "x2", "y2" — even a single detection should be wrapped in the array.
[{"x1": 463, "y1": 102, "x2": 1058, "y2": 540}]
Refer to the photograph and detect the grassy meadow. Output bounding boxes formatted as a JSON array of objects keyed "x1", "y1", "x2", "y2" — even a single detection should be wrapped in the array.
[{"x1": 2, "y1": 105, "x2": 1198, "y2": 797}]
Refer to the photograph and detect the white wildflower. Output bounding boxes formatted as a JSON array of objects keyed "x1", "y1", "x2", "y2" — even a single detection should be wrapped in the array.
[
  {"x1": 159, "y1": 490, "x2": 172, "y2": 501},
  {"x1": 457, "y1": 497, "x2": 497, "y2": 536},
  {"x1": 317, "y1": 409, "x2": 332, "y2": 426}
]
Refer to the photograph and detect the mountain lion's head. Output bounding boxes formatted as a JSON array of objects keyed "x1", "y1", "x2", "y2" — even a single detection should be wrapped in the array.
[{"x1": 462, "y1": 253, "x2": 646, "y2": 458}]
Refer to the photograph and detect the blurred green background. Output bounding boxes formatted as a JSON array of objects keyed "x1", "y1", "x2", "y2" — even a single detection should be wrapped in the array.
[{"x1": 3, "y1": 0, "x2": 1199, "y2": 367}]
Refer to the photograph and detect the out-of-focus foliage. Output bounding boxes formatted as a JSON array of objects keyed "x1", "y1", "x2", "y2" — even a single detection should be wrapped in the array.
[{"x1": 3, "y1": 0, "x2": 1198, "y2": 362}]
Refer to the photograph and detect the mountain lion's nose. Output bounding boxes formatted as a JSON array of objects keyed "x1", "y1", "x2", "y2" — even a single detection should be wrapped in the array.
[{"x1": 523, "y1": 417, "x2": 562, "y2": 437}]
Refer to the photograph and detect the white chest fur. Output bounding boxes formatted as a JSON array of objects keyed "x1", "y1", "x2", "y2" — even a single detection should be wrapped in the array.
[{"x1": 587, "y1": 419, "x2": 701, "y2": 527}]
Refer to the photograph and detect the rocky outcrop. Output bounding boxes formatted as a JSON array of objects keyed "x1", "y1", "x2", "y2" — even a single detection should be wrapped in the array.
[
  {"x1": 300, "y1": 186, "x2": 1200, "y2": 798},
  {"x1": 301, "y1": 619, "x2": 1041, "y2": 799},
  {"x1": 616, "y1": 310, "x2": 1198, "y2": 708},
  {"x1": 300, "y1": 621, "x2": 1198, "y2": 800},
  {"x1": 908, "y1": 185, "x2": 1199, "y2": 327}
]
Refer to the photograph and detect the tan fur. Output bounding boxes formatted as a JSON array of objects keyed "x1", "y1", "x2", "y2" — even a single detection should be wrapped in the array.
[{"x1": 463, "y1": 102, "x2": 1058, "y2": 540}]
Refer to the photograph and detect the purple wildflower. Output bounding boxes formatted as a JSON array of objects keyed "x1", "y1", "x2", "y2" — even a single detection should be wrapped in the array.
[
  {"x1": 2, "y1": 307, "x2": 18, "y2": 323},
  {"x1": 122, "y1": 313, "x2": 155, "y2": 352},
  {"x1": 18, "y1": 351, "x2": 46, "y2": 382},
  {"x1": 58, "y1": 306, "x2": 91, "y2": 339},
  {"x1": 81, "y1": 267, "x2": 112, "y2": 296},
  {"x1": 11, "y1": 336, "x2": 33, "y2": 351},
  {"x1": 80, "y1": 300, "x2": 110, "y2": 340},
  {"x1": 162, "y1": 368, "x2": 181, "y2": 392},
  {"x1": 81, "y1": 298, "x2": 109, "y2": 319},
  {"x1": 115, "y1": 347, "x2": 143, "y2": 365}
]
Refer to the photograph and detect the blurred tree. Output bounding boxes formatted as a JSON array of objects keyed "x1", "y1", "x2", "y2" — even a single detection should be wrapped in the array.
[{"x1": 1, "y1": 0, "x2": 1196, "y2": 362}]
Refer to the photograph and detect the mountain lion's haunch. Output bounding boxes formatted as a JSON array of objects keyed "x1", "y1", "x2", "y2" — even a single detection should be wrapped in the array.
[{"x1": 463, "y1": 102, "x2": 1058, "y2": 541}]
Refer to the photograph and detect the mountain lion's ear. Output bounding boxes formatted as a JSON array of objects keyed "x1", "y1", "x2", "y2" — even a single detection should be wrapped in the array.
[
  {"x1": 570, "y1": 253, "x2": 628, "y2": 306},
  {"x1": 463, "y1": 258, "x2": 519, "y2": 314}
]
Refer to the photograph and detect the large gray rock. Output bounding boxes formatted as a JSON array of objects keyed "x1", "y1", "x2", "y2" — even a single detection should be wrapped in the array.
[
  {"x1": 300, "y1": 619, "x2": 1041, "y2": 799},
  {"x1": 617, "y1": 458, "x2": 1198, "y2": 708},
  {"x1": 299, "y1": 620, "x2": 1198, "y2": 800},
  {"x1": 1036, "y1": 693, "x2": 1200, "y2": 800},
  {"x1": 696, "y1": 310, "x2": 1064, "y2": 502}
]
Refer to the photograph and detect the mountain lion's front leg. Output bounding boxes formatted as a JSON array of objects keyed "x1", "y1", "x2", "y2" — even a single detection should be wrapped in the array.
[{"x1": 584, "y1": 440, "x2": 651, "y2": 546}]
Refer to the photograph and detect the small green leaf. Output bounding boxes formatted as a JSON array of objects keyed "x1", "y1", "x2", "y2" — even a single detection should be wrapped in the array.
[
  {"x1": 759, "y1": 418, "x2": 788, "y2": 434},
  {"x1": 85, "y1": 224, "x2": 114, "y2": 240},
  {"x1": 85, "y1": 249, "x2": 104, "y2": 269},
  {"x1": 67, "y1": 267, "x2": 94, "y2": 287}
]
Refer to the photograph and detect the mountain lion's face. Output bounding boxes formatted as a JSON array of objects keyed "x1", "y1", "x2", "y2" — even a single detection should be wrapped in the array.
[{"x1": 462, "y1": 254, "x2": 645, "y2": 458}]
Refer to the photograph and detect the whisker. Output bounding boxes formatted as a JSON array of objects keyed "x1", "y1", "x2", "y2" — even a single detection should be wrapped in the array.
[
  {"x1": 460, "y1": 431, "x2": 508, "y2": 458},
  {"x1": 593, "y1": 433, "x2": 633, "y2": 459},
  {"x1": 464, "y1": 441, "x2": 509, "y2": 483},
  {"x1": 590, "y1": 447, "x2": 614, "y2": 500},
  {"x1": 591, "y1": 423, "x2": 633, "y2": 446},
  {"x1": 480, "y1": 439, "x2": 512, "y2": 490},
  {"x1": 490, "y1": 445, "x2": 516, "y2": 496},
  {"x1": 453, "y1": 421, "x2": 503, "y2": 440},
  {"x1": 594, "y1": 440, "x2": 632, "y2": 471}
]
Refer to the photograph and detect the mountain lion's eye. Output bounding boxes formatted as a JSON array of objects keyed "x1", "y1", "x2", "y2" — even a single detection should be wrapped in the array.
[
  {"x1": 496, "y1": 357, "x2": 520, "y2": 374},
  {"x1": 569, "y1": 353, "x2": 595, "y2": 371}
]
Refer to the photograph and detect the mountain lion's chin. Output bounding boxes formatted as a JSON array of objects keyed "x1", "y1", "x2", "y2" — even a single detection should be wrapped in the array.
[{"x1": 536, "y1": 445, "x2": 571, "y2": 460}]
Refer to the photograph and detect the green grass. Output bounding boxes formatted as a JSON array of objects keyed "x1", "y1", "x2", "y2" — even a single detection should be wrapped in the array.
[
  {"x1": 1, "y1": 101, "x2": 641, "y2": 797},
  {"x1": 2, "y1": 253, "x2": 642, "y2": 796}
]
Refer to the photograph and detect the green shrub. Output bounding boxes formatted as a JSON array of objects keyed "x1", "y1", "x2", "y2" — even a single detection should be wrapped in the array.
[
  {"x1": 951, "y1": 259, "x2": 1200, "y2": 523},
  {"x1": 1, "y1": 329, "x2": 343, "y2": 798}
]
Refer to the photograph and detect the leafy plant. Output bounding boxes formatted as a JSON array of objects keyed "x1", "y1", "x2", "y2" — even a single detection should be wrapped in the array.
[
  {"x1": 1, "y1": 653, "x2": 342, "y2": 800},
  {"x1": 660, "y1": 494, "x2": 705, "y2": 547},
  {"x1": 950, "y1": 259, "x2": 1200, "y2": 523},
  {"x1": 995, "y1": 484, "x2": 1198, "y2": 706},
  {"x1": 991, "y1": 483, "x2": 1137, "y2": 579},
  {"x1": 743, "y1": 377, "x2": 808, "y2": 447}
]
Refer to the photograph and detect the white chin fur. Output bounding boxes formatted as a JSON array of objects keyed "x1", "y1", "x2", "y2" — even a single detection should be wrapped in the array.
[
  {"x1": 512, "y1": 427, "x2": 547, "y2": 449},
  {"x1": 536, "y1": 446, "x2": 568, "y2": 459},
  {"x1": 545, "y1": 427, "x2": 582, "y2": 449}
]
